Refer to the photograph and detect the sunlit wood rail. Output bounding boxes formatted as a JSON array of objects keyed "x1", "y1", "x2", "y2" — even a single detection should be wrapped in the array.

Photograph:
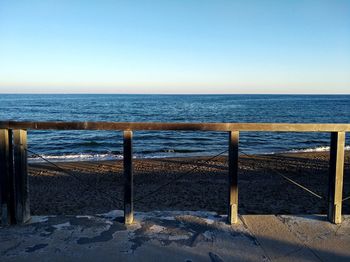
[
  {"x1": 1, "y1": 121, "x2": 350, "y2": 132},
  {"x1": 0, "y1": 121, "x2": 349, "y2": 226}
]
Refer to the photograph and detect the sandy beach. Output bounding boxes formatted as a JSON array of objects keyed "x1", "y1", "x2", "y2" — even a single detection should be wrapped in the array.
[{"x1": 27, "y1": 151, "x2": 350, "y2": 216}]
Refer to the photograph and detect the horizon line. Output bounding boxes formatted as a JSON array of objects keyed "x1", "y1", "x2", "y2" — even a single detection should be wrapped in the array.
[{"x1": 1, "y1": 92, "x2": 350, "y2": 95}]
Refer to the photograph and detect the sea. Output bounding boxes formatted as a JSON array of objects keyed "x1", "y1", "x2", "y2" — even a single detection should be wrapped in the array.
[{"x1": 0, "y1": 94, "x2": 349, "y2": 162}]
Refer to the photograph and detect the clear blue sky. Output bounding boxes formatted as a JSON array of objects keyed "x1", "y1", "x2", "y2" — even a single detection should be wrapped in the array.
[{"x1": 0, "y1": 0, "x2": 349, "y2": 93}]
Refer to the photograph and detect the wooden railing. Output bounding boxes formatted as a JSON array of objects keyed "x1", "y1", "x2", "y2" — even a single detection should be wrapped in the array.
[{"x1": 0, "y1": 121, "x2": 349, "y2": 226}]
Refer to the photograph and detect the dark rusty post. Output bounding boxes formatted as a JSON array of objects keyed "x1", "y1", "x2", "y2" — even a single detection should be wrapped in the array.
[
  {"x1": 124, "y1": 130, "x2": 133, "y2": 224},
  {"x1": 13, "y1": 130, "x2": 30, "y2": 223},
  {"x1": 228, "y1": 131, "x2": 239, "y2": 224},
  {"x1": 328, "y1": 132, "x2": 345, "y2": 224}
]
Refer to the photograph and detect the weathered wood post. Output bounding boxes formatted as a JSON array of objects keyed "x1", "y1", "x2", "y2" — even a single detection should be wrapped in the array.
[
  {"x1": 13, "y1": 130, "x2": 30, "y2": 223},
  {"x1": 0, "y1": 129, "x2": 16, "y2": 225},
  {"x1": 228, "y1": 131, "x2": 239, "y2": 224},
  {"x1": 124, "y1": 130, "x2": 133, "y2": 224},
  {"x1": 328, "y1": 132, "x2": 346, "y2": 224}
]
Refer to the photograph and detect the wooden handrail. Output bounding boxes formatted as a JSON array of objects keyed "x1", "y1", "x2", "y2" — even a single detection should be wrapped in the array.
[
  {"x1": 0, "y1": 121, "x2": 350, "y2": 132},
  {"x1": 0, "y1": 121, "x2": 348, "y2": 225}
]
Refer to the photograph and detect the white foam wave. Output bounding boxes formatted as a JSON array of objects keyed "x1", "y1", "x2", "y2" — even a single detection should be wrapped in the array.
[
  {"x1": 286, "y1": 145, "x2": 350, "y2": 153},
  {"x1": 28, "y1": 145, "x2": 350, "y2": 163},
  {"x1": 29, "y1": 153, "x2": 123, "y2": 163},
  {"x1": 28, "y1": 152, "x2": 183, "y2": 163},
  {"x1": 28, "y1": 151, "x2": 212, "y2": 163}
]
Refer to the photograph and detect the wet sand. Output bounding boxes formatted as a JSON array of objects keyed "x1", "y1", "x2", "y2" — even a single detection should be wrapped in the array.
[{"x1": 28, "y1": 151, "x2": 350, "y2": 216}]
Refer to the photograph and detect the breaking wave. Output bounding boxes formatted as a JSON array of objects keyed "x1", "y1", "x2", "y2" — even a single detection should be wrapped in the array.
[
  {"x1": 286, "y1": 145, "x2": 350, "y2": 153},
  {"x1": 28, "y1": 153, "x2": 123, "y2": 163}
]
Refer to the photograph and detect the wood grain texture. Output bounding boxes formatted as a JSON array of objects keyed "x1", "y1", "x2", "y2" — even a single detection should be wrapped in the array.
[
  {"x1": 228, "y1": 131, "x2": 239, "y2": 224},
  {"x1": 0, "y1": 121, "x2": 350, "y2": 132},
  {"x1": 328, "y1": 132, "x2": 345, "y2": 224},
  {"x1": 13, "y1": 130, "x2": 30, "y2": 223}
]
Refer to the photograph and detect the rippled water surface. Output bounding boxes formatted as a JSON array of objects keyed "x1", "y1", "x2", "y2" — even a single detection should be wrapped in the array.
[{"x1": 0, "y1": 94, "x2": 349, "y2": 161}]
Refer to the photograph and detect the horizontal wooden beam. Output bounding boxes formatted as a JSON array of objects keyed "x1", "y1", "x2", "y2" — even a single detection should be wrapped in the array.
[{"x1": 0, "y1": 121, "x2": 349, "y2": 132}]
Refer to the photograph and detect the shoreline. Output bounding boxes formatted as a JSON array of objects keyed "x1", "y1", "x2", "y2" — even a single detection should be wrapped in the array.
[
  {"x1": 28, "y1": 151, "x2": 350, "y2": 216},
  {"x1": 27, "y1": 149, "x2": 350, "y2": 164}
]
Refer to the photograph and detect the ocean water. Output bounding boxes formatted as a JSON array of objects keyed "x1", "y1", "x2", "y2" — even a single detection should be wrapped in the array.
[{"x1": 0, "y1": 94, "x2": 349, "y2": 162}]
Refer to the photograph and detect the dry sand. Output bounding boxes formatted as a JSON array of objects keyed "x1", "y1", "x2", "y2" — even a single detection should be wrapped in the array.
[{"x1": 28, "y1": 151, "x2": 350, "y2": 216}]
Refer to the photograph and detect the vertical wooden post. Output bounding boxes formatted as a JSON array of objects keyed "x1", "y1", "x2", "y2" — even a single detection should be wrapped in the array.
[
  {"x1": 0, "y1": 129, "x2": 16, "y2": 225},
  {"x1": 328, "y1": 132, "x2": 345, "y2": 224},
  {"x1": 13, "y1": 130, "x2": 30, "y2": 223},
  {"x1": 124, "y1": 130, "x2": 133, "y2": 224},
  {"x1": 8, "y1": 130, "x2": 16, "y2": 224},
  {"x1": 228, "y1": 131, "x2": 239, "y2": 224}
]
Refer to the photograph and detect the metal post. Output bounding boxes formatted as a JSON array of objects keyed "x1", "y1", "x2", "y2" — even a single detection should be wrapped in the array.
[
  {"x1": 124, "y1": 130, "x2": 133, "y2": 224},
  {"x1": 228, "y1": 131, "x2": 239, "y2": 224},
  {"x1": 328, "y1": 132, "x2": 345, "y2": 224}
]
